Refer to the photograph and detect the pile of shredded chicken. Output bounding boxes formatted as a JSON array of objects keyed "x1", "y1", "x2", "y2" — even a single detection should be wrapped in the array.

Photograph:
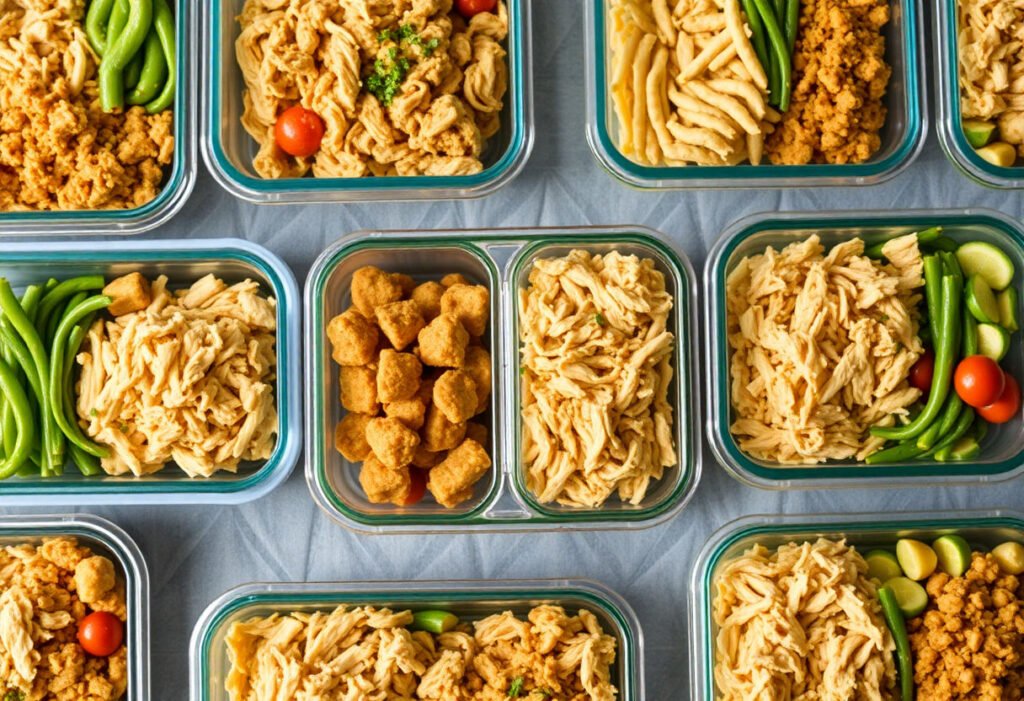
[
  {"x1": 236, "y1": 0, "x2": 509, "y2": 179},
  {"x1": 75, "y1": 274, "x2": 278, "y2": 478},
  {"x1": 726, "y1": 233, "x2": 925, "y2": 464},
  {"x1": 713, "y1": 538, "x2": 897, "y2": 700},
  {"x1": 0, "y1": 0, "x2": 174, "y2": 211},
  {"x1": 958, "y1": 0, "x2": 1024, "y2": 156},
  {"x1": 519, "y1": 250, "x2": 677, "y2": 508},
  {"x1": 0, "y1": 537, "x2": 127, "y2": 701},
  {"x1": 225, "y1": 604, "x2": 618, "y2": 701}
]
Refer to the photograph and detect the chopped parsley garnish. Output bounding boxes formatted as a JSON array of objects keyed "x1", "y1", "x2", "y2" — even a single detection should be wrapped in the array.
[
  {"x1": 377, "y1": 28, "x2": 397, "y2": 43},
  {"x1": 4, "y1": 691, "x2": 26, "y2": 701},
  {"x1": 508, "y1": 676, "x2": 525, "y2": 698},
  {"x1": 595, "y1": 313, "x2": 607, "y2": 327},
  {"x1": 537, "y1": 691, "x2": 552, "y2": 699},
  {"x1": 366, "y1": 52, "x2": 410, "y2": 107},
  {"x1": 89, "y1": 408, "x2": 98, "y2": 417}
]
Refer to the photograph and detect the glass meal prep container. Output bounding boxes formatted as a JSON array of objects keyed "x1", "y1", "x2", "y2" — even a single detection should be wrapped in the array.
[
  {"x1": 305, "y1": 227, "x2": 701, "y2": 534},
  {"x1": 706, "y1": 208, "x2": 1024, "y2": 489},
  {"x1": 0, "y1": 0, "x2": 195, "y2": 236},
  {"x1": 584, "y1": 0, "x2": 925, "y2": 189},
  {"x1": 190, "y1": 578, "x2": 643, "y2": 701},
  {"x1": 935, "y1": 0, "x2": 1024, "y2": 188},
  {"x1": 689, "y1": 509, "x2": 1024, "y2": 701},
  {"x1": 0, "y1": 513, "x2": 150, "y2": 701},
  {"x1": 0, "y1": 239, "x2": 301, "y2": 506},
  {"x1": 201, "y1": 0, "x2": 534, "y2": 203}
]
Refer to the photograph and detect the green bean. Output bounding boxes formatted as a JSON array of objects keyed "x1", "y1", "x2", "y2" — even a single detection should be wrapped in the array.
[
  {"x1": 784, "y1": 0, "x2": 800, "y2": 52},
  {"x1": 69, "y1": 442, "x2": 102, "y2": 477},
  {"x1": 48, "y1": 295, "x2": 111, "y2": 457},
  {"x1": 962, "y1": 301, "x2": 978, "y2": 356},
  {"x1": 865, "y1": 437, "x2": 924, "y2": 464},
  {"x1": 921, "y1": 407, "x2": 976, "y2": 459},
  {"x1": 47, "y1": 292, "x2": 87, "y2": 347},
  {"x1": 917, "y1": 393, "x2": 963, "y2": 450},
  {"x1": 61, "y1": 314, "x2": 98, "y2": 469},
  {"x1": 878, "y1": 586, "x2": 914, "y2": 701},
  {"x1": 410, "y1": 610, "x2": 459, "y2": 634},
  {"x1": 0, "y1": 354, "x2": 33, "y2": 479},
  {"x1": 127, "y1": 29, "x2": 166, "y2": 105},
  {"x1": 100, "y1": 0, "x2": 154, "y2": 112},
  {"x1": 37, "y1": 275, "x2": 105, "y2": 336},
  {"x1": 926, "y1": 237, "x2": 959, "y2": 253},
  {"x1": 923, "y1": 255, "x2": 942, "y2": 330},
  {"x1": 144, "y1": 0, "x2": 175, "y2": 114},
  {"x1": 124, "y1": 51, "x2": 144, "y2": 90},
  {"x1": 21, "y1": 285, "x2": 44, "y2": 324},
  {"x1": 741, "y1": 0, "x2": 770, "y2": 76},
  {"x1": 752, "y1": 0, "x2": 792, "y2": 111},
  {"x1": 86, "y1": 0, "x2": 116, "y2": 55}
]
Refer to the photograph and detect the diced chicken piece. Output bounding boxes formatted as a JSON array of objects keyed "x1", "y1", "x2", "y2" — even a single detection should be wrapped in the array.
[
  {"x1": 440, "y1": 273, "x2": 469, "y2": 288},
  {"x1": 433, "y1": 369, "x2": 478, "y2": 423},
  {"x1": 340, "y1": 366, "x2": 379, "y2": 415},
  {"x1": 74, "y1": 556, "x2": 116, "y2": 605},
  {"x1": 385, "y1": 398, "x2": 427, "y2": 430},
  {"x1": 334, "y1": 413, "x2": 373, "y2": 462},
  {"x1": 351, "y1": 266, "x2": 405, "y2": 318},
  {"x1": 327, "y1": 308, "x2": 379, "y2": 366},
  {"x1": 462, "y1": 346, "x2": 491, "y2": 415},
  {"x1": 411, "y1": 281, "x2": 446, "y2": 321},
  {"x1": 377, "y1": 349, "x2": 422, "y2": 403},
  {"x1": 376, "y1": 300, "x2": 426, "y2": 350},
  {"x1": 422, "y1": 404, "x2": 467, "y2": 452},
  {"x1": 427, "y1": 439, "x2": 491, "y2": 508},
  {"x1": 366, "y1": 417, "x2": 420, "y2": 469},
  {"x1": 103, "y1": 272, "x2": 152, "y2": 316},
  {"x1": 417, "y1": 314, "x2": 469, "y2": 368},
  {"x1": 440, "y1": 284, "x2": 489, "y2": 337},
  {"x1": 359, "y1": 456, "x2": 412, "y2": 505}
]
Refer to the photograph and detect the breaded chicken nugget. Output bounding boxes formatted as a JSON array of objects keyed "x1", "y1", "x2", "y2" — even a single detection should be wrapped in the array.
[
  {"x1": 465, "y1": 422, "x2": 488, "y2": 447},
  {"x1": 393, "y1": 273, "x2": 416, "y2": 297},
  {"x1": 334, "y1": 412, "x2": 374, "y2": 462},
  {"x1": 340, "y1": 366, "x2": 379, "y2": 415},
  {"x1": 433, "y1": 370, "x2": 478, "y2": 423},
  {"x1": 415, "y1": 377, "x2": 435, "y2": 406},
  {"x1": 104, "y1": 272, "x2": 152, "y2": 316},
  {"x1": 359, "y1": 456, "x2": 411, "y2": 505},
  {"x1": 385, "y1": 398, "x2": 426, "y2": 430},
  {"x1": 327, "y1": 308, "x2": 379, "y2": 366},
  {"x1": 463, "y1": 346, "x2": 492, "y2": 415},
  {"x1": 441, "y1": 273, "x2": 470, "y2": 288},
  {"x1": 375, "y1": 300, "x2": 426, "y2": 350},
  {"x1": 351, "y1": 266, "x2": 405, "y2": 318},
  {"x1": 377, "y1": 349, "x2": 422, "y2": 403},
  {"x1": 366, "y1": 417, "x2": 420, "y2": 469},
  {"x1": 411, "y1": 443, "x2": 443, "y2": 469},
  {"x1": 423, "y1": 403, "x2": 467, "y2": 452},
  {"x1": 440, "y1": 284, "x2": 489, "y2": 337},
  {"x1": 417, "y1": 314, "x2": 469, "y2": 367},
  {"x1": 411, "y1": 281, "x2": 446, "y2": 322},
  {"x1": 427, "y1": 439, "x2": 492, "y2": 508}
]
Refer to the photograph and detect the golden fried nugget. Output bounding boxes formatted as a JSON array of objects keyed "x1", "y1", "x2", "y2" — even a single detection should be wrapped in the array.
[
  {"x1": 103, "y1": 273, "x2": 152, "y2": 316},
  {"x1": 334, "y1": 413, "x2": 373, "y2": 462},
  {"x1": 427, "y1": 439, "x2": 492, "y2": 508},
  {"x1": 433, "y1": 370, "x2": 478, "y2": 424},
  {"x1": 417, "y1": 314, "x2": 469, "y2": 367},
  {"x1": 411, "y1": 281, "x2": 446, "y2": 321},
  {"x1": 340, "y1": 366, "x2": 379, "y2": 415},
  {"x1": 441, "y1": 273, "x2": 470, "y2": 288},
  {"x1": 366, "y1": 417, "x2": 420, "y2": 469},
  {"x1": 376, "y1": 349, "x2": 422, "y2": 403},
  {"x1": 375, "y1": 299, "x2": 426, "y2": 350},
  {"x1": 440, "y1": 284, "x2": 490, "y2": 337},
  {"x1": 465, "y1": 422, "x2": 488, "y2": 447},
  {"x1": 411, "y1": 443, "x2": 443, "y2": 469},
  {"x1": 385, "y1": 398, "x2": 427, "y2": 430},
  {"x1": 359, "y1": 456, "x2": 411, "y2": 505},
  {"x1": 393, "y1": 273, "x2": 417, "y2": 297},
  {"x1": 415, "y1": 377, "x2": 435, "y2": 406},
  {"x1": 351, "y1": 266, "x2": 405, "y2": 318},
  {"x1": 327, "y1": 308, "x2": 379, "y2": 366},
  {"x1": 463, "y1": 346, "x2": 492, "y2": 415},
  {"x1": 423, "y1": 403, "x2": 467, "y2": 452}
]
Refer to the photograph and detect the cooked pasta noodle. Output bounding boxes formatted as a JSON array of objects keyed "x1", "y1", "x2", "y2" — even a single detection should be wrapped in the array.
[{"x1": 236, "y1": 0, "x2": 510, "y2": 179}]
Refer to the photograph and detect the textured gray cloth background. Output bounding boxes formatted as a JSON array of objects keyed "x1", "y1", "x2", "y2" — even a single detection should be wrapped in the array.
[{"x1": 5, "y1": 2, "x2": 1024, "y2": 699}]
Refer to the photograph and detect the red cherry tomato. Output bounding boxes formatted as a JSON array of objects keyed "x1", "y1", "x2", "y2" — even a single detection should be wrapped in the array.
[
  {"x1": 274, "y1": 106, "x2": 325, "y2": 158},
  {"x1": 909, "y1": 349, "x2": 935, "y2": 392},
  {"x1": 978, "y1": 374, "x2": 1022, "y2": 424},
  {"x1": 77, "y1": 611, "x2": 123, "y2": 657},
  {"x1": 954, "y1": 355, "x2": 1006, "y2": 408},
  {"x1": 404, "y1": 468, "x2": 428, "y2": 506},
  {"x1": 456, "y1": 0, "x2": 497, "y2": 18}
]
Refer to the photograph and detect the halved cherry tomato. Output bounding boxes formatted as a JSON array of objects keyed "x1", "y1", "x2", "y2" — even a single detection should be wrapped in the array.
[
  {"x1": 979, "y1": 374, "x2": 1022, "y2": 424},
  {"x1": 404, "y1": 468, "x2": 428, "y2": 506},
  {"x1": 954, "y1": 355, "x2": 1006, "y2": 408},
  {"x1": 909, "y1": 349, "x2": 935, "y2": 392},
  {"x1": 456, "y1": 0, "x2": 497, "y2": 18},
  {"x1": 77, "y1": 611, "x2": 123, "y2": 657},
  {"x1": 274, "y1": 105, "x2": 325, "y2": 158}
]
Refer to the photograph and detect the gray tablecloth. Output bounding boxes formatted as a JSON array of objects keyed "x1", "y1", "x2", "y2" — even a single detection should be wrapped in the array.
[{"x1": 7, "y1": 2, "x2": 1024, "y2": 699}]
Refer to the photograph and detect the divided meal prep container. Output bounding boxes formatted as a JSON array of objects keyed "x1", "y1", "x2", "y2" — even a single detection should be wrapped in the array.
[
  {"x1": 305, "y1": 227, "x2": 701, "y2": 533},
  {"x1": 935, "y1": 0, "x2": 1024, "y2": 188},
  {"x1": 706, "y1": 208, "x2": 1024, "y2": 489},
  {"x1": 584, "y1": 0, "x2": 926, "y2": 188},
  {"x1": 0, "y1": 513, "x2": 150, "y2": 700},
  {"x1": 0, "y1": 0, "x2": 196, "y2": 236},
  {"x1": 0, "y1": 239, "x2": 301, "y2": 505},
  {"x1": 689, "y1": 509, "x2": 1024, "y2": 701},
  {"x1": 190, "y1": 578, "x2": 644, "y2": 701},
  {"x1": 202, "y1": 0, "x2": 534, "y2": 203}
]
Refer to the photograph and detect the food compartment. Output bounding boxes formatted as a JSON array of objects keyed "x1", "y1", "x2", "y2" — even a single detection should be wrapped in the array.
[
  {"x1": 689, "y1": 510, "x2": 1024, "y2": 700},
  {"x1": 203, "y1": 0, "x2": 533, "y2": 203},
  {"x1": 308, "y1": 241, "x2": 502, "y2": 526},
  {"x1": 191, "y1": 579, "x2": 642, "y2": 701},
  {"x1": 0, "y1": 240, "x2": 300, "y2": 505},
  {"x1": 509, "y1": 236, "x2": 698, "y2": 521},
  {"x1": 585, "y1": 0, "x2": 924, "y2": 188},
  {"x1": 706, "y1": 209, "x2": 1024, "y2": 488}
]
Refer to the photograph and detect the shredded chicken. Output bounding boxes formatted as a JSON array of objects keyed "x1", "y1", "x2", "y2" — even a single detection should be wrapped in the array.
[
  {"x1": 75, "y1": 274, "x2": 279, "y2": 478},
  {"x1": 726, "y1": 234, "x2": 924, "y2": 464},
  {"x1": 519, "y1": 250, "x2": 677, "y2": 508},
  {"x1": 713, "y1": 538, "x2": 897, "y2": 700},
  {"x1": 0, "y1": 0, "x2": 174, "y2": 211},
  {"x1": 0, "y1": 537, "x2": 127, "y2": 701},
  {"x1": 225, "y1": 604, "x2": 618, "y2": 701},
  {"x1": 236, "y1": 0, "x2": 509, "y2": 178}
]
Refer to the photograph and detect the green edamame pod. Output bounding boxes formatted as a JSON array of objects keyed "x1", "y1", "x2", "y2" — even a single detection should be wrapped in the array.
[
  {"x1": 86, "y1": 0, "x2": 116, "y2": 55},
  {"x1": 144, "y1": 0, "x2": 175, "y2": 114},
  {"x1": 99, "y1": 0, "x2": 154, "y2": 112},
  {"x1": 127, "y1": 29, "x2": 167, "y2": 105}
]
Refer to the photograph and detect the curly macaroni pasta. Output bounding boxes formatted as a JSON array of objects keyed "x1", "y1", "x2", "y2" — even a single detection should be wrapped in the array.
[{"x1": 236, "y1": 0, "x2": 510, "y2": 179}]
